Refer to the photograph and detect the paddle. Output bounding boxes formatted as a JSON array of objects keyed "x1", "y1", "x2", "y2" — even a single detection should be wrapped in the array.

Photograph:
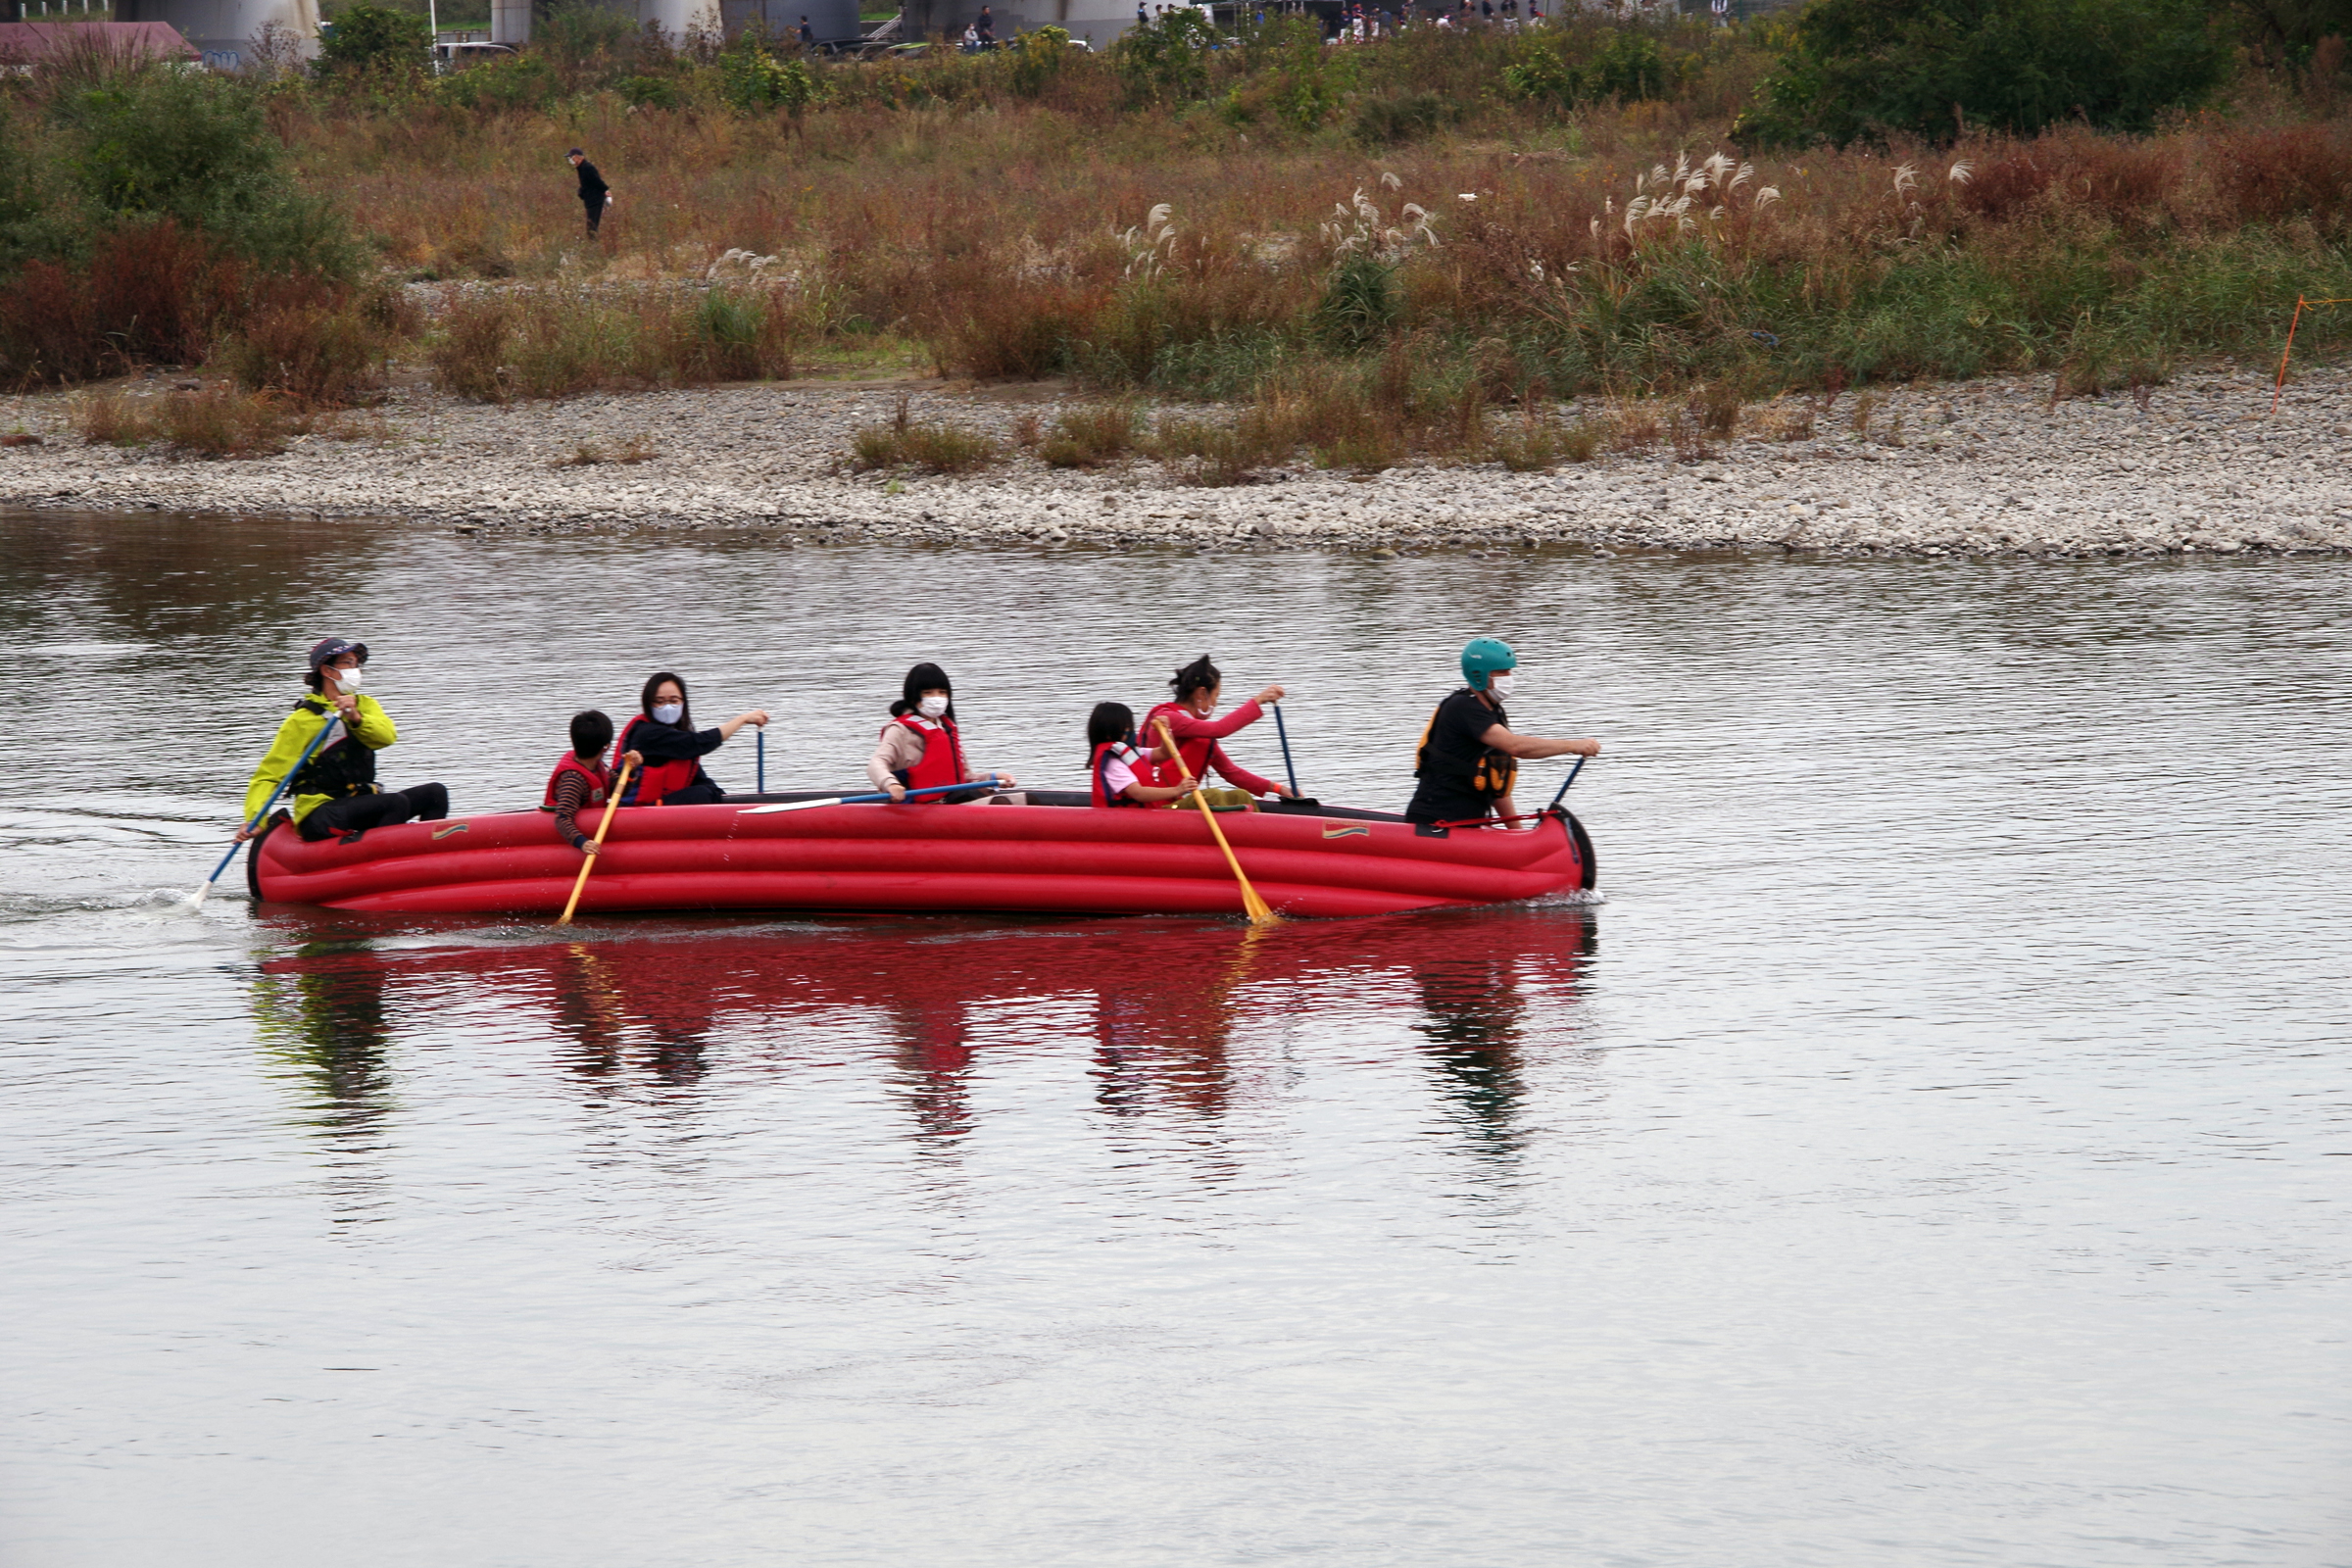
[
  {"x1": 756, "y1": 729, "x2": 765, "y2": 795},
  {"x1": 1544, "y1": 755, "x2": 1589, "y2": 811},
  {"x1": 1154, "y1": 718, "x2": 1279, "y2": 927},
  {"x1": 1271, "y1": 701, "x2": 1301, "y2": 798},
  {"x1": 181, "y1": 714, "x2": 343, "y2": 911},
  {"x1": 737, "y1": 776, "x2": 1005, "y2": 815},
  {"x1": 557, "y1": 757, "x2": 636, "y2": 926}
]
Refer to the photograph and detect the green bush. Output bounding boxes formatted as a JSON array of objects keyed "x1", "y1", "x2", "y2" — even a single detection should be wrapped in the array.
[
  {"x1": 616, "y1": 74, "x2": 683, "y2": 108},
  {"x1": 1352, "y1": 90, "x2": 1456, "y2": 145},
  {"x1": 1006, "y1": 24, "x2": 1071, "y2": 98},
  {"x1": 1738, "y1": 0, "x2": 2230, "y2": 145},
  {"x1": 1112, "y1": 7, "x2": 1215, "y2": 107},
  {"x1": 435, "y1": 52, "x2": 564, "y2": 112},
  {"x1": 38, "y1": 68, "x2": 351, "y2": 274},
  {"x1": 317, "y1": 4, "x2": 431, "y2": 74},
  {"x1": 1502, "y1": 24, "x2": 1675, "y2": 109},
  {"x1": 1316, "y1": 252, "x2": 1397, "y2": 349},
  {"x1": 720, "y1": 41, "x2": 826, "y2": 114}
]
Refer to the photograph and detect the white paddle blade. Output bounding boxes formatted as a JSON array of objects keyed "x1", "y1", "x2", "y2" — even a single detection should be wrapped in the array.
[{"x1": 737, "y1": 797, "x2": 847, "y2": 815}]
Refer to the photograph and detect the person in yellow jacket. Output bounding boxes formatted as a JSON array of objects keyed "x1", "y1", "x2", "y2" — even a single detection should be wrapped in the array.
[{"x1": 233, "y1": 638, "x2": 449, "y2": 848}]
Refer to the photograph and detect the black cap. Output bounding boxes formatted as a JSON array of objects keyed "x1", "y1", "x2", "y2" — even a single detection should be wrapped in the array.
[
  {"x1": 567, "y1": 147, "x2": 584, "y2": 157},
  {"x1": 308, "y1": 637, "x2": 368, "y2": 671}
]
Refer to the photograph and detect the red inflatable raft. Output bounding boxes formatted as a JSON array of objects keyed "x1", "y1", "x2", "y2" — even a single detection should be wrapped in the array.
[{"x1": 250, "y1": 792, "x2": 1595, "y2": 918}]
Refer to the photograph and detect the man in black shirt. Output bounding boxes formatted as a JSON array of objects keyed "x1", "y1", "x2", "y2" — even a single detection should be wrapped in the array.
[
  {"x1": 1405, "y1": 636, "x2": 1600, "y2": 825},
  {"x1": 567, "y1": 148, "x2": 610, "y2": 238}
]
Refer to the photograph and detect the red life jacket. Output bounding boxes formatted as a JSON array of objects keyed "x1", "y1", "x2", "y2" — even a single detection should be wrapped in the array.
[
  {"x1": 1141, "y1": 701, "x2": 1210, "y2": 788},
  {"x1": 891, "y1": 714, "x2": 967, "y2": 796},
  {"x1": 1090, "y1": 741, "x2": 1150, "y2": 808},
  {"x1": 614, "y1": 715, "x2": 702, "y2": 807},
  {"x1": 540, "y1": 752, "x2": 613, "y2": 810}
]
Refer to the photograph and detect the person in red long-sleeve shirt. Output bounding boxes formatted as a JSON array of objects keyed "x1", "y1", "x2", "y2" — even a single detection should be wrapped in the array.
[{"x1": 1142, "y1": 654, "x2": 1299, "y2": 808}]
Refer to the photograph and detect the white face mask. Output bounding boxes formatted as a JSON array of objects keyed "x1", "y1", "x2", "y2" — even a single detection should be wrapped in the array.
[
  {"x1": 330, "y1": 663, "x2": 364, "y2": 690},
  {"x1": 1488, "y1": 672, "x2": 1515, "y2": 699},
  {"x1": 652, "y1": 702, "x2": 684, "y2": 725},
  {"x1": 918, "y1": 695, "x2": 950, "y2": 719}
]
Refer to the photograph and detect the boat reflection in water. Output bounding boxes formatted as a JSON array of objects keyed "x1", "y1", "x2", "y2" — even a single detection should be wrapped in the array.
[{"x1": 247, "y1": 903, "x2": 1598, "y2": 1152}]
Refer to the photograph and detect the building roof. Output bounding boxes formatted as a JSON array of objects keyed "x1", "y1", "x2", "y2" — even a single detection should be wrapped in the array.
[{"x1": 0, "y1": 21, "x2": 200, "y2": 64}]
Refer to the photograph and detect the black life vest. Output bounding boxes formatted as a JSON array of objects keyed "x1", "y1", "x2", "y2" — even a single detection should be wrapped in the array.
[
  {"x1": 1414, "y1": 688, "x2": 1516, "y2": 802},
  {"x1": 287, "y1": 698, "x2": 378, "y2": 800}
]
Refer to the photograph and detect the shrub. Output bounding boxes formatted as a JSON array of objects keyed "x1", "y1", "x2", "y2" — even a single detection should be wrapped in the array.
[
  {"x1": 1038, "y1": 401, "x2": 1139, "y2": 466},
  {"x1": 1007, "y1": 25, "x2": 1072, "y2": 99},
  {"x1": 852, "y1": 394, "x2": 1001, "y2": 471},
  {"x1": 218, "y1": 289, "x2": 392, "y2": 406},
  {"x1": 157, "y1": 387, "x2": 291, "y2": 457},
  {"x1": 427, "y1": 296, "x2": 515, "y2": 401},
  {"x1": 425, "y1": 284, "x2": 796, "y2": 401},
  {"x1": 721, "y1": 42, "x2": 825, "y2": 115},
  {"x1": 317, "y1": 4, "x2": 432, "y2": 74},
  {"x1": 77, "y1": 390, "x2": 156, "y2": 445},
  {"x1": 615, "y1": 74, "x2": 682, "y2": 109},
  {"x1": 1352, "y1": 91, "x2": 1456, "y2": 146},
  {"x1": 435, "y1": 52, "x2": 564, "y2": 113},
  {"x1": 1316, "y1": 253, "x2": 1398, "y2": 350},
  {"x1": 1739, "y1": 0, "x2": 2230, "y2": 145},
  {"x1": 42, "y1": 67, "x2": 352, "y2": 276},
  {"x1": 1502, "y1": 24, "x2": 1675, "y2": 110},
  {"x1": 1112, "y1": 8, "x2": 1216, "y2": 107}
]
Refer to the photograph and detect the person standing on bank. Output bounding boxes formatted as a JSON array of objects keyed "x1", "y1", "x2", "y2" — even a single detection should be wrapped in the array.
[
  {"x1": 233, "y1": 638, "x2": 450, "y2": 849},
  {"x1": 615, "y1": 673, "x2": 767, "y2": 808},
  {"x1": 797, "y1": 14, "x2": 814, "y2": 44},
  {"x1": 1404, "y1": 637, "x2": 1599, "y2": 827},
  {"x1": 567, "y1": 148, "x2": 611, "y2": 239}
]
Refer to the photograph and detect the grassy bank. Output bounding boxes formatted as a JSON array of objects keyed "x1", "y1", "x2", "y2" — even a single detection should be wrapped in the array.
[{"x1": 6, "y1": 11, "x2": 2352, "y2": 474}]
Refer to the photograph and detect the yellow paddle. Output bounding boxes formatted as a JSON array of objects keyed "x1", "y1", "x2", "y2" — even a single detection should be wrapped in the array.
[
  {"x1": 1154, "y1": 718, "x2": 1279, "y2": 926},
  {"x1": 558, "y1": 758, "x2": 636, "y2": 926}
]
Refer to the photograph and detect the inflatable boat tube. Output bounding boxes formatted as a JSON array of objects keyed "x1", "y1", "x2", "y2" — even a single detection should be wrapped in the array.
[{"x1": 252, "y1": 793, "x2": 1594, "y2": 918}]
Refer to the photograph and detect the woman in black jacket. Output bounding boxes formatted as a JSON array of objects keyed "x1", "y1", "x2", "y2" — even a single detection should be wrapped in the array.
[{"x1": 613, "y1": 672, "x2": 768, "y2": 807}]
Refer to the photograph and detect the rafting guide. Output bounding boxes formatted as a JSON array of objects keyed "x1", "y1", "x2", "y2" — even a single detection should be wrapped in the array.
[
  {"x1": 1406, "y1": 637, "x2": 1600, "y2": 829},
  {"x1": 234, "y1": 638, "x2": 450, "y2": 850}
]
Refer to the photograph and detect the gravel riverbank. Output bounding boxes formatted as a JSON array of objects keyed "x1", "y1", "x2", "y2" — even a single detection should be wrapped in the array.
[{"x1": 4, "y1": 365, "x2": 2348, "y2": 556}]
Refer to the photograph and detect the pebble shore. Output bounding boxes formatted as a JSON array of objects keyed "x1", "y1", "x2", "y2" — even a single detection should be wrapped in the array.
[{"x1": 4, "y1": 364, "x2": 2348, "y2": 556}]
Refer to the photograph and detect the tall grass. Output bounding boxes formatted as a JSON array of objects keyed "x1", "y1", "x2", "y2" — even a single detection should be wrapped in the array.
[{"x1": 8, "y1": 20, "x2": 2351, "y2": 406}]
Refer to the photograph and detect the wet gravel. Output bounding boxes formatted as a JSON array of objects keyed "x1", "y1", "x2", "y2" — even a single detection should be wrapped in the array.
[{"x1": 3, "y1": 364, "x2": 2346, "y2": 557}]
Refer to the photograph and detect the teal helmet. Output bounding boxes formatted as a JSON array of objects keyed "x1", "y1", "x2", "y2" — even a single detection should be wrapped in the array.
[{"x1": 1461, "y1": 636, "x2": 1515, "y2": 690}]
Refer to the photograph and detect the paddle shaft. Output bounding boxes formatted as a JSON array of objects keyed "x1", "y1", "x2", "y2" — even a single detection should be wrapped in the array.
[
  {"x1": 1271, "y1": 702, "x2": 1300, "y2": 798},
  {"x1": 741, "y1": 777, "x2": 1004, "y2": 813},
  {"x1": 557, "y1": 758, "x2": 636, "y2": 925},
  {"x1": 757, "y1": 730, "x2": 765, "y2": 794},
  {"x1": 203, "y1": 713, "x2": 344, "y2": 890},
  {"x1": 1545, "y1": 754, "x2": 1589, "y2": 812},
  {"x1": 1154, "y1": 719, "x2": 1277, "y2": 925}
]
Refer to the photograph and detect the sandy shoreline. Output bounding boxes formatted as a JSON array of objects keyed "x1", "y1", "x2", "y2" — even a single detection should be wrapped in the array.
[{"x1": 3, "y1": 364, "x2": 2348, "y2": 557}]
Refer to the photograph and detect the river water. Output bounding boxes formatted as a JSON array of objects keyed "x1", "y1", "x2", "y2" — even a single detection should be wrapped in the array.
[{"x1": 1, "y1": 511, "x2": 2346, "y2": 1568}]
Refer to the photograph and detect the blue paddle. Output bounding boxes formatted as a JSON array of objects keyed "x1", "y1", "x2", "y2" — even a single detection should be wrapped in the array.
[
  {"x1": 738, "y1": 775, "x2": 1005, "y2": 814},
  {"x1": 183, "y1": 713, "x2": 343, "y2": 909},
  {"x1": 1271, "y1": 701, "x2": 1300, "y2": 798},
  {"x1": 757, "y1": 728, "x2": 766, "y2": 794},
  {"x1": 1545, "y1": 755, "x2": 1588, "y2": 812}
]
